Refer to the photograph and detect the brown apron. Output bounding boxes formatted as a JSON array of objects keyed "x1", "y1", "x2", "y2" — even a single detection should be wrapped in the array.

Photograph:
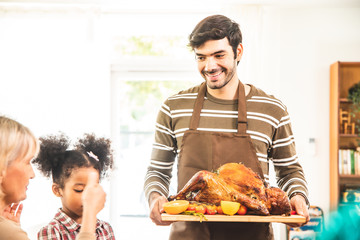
[{"x1": 169, "y1": 82, "x2": 273, "y2": 240}]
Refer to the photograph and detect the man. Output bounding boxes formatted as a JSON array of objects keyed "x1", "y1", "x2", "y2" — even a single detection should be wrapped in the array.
[{"x1": 144, "y1": 14, "x2": 310, "y2": 240}]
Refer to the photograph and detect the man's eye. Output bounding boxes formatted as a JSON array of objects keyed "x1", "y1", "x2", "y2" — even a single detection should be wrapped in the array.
[
  {"x1": 74, "y1": 189, "x2": 83, "y2": 193},
  {"x1": 196, "y1": 56, "x2": 205, "y2": 61},
  {"x1": 216, "y1": 54, "x2": 225, "y2": 58}
]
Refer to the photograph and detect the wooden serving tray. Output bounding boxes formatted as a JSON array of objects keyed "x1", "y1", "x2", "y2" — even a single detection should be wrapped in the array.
[{"x1": 161, "y1": 214, "x2": 306, "y2": 223}]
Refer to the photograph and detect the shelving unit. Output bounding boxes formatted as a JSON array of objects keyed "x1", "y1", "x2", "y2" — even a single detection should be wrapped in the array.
[{"x1": 329, "y1": 61, "x2": 360, "y2": 210}]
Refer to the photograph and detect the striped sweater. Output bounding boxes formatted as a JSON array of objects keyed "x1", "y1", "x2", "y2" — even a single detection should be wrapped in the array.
[{"x1": 144, "y1": 83, "x2": 309, "y2": 204}]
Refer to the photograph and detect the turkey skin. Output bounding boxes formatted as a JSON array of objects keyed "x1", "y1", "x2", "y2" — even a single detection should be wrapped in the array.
[{"x1": 169, "y1": 162, "x2": 291, "y2": 216}]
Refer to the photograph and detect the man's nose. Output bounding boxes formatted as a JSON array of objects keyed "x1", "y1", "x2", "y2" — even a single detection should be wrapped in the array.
[{"x1": 204, "y1": 57, "x2": 217, "y2": 72}]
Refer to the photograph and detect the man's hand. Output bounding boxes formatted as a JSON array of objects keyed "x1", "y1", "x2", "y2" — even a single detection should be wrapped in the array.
[
  {"x1": 287, "y1": 194, "x2": 310, "y2": 228},
  {"x1": 2, "y1": 203, "x2": 23, "y2": 224},
  {"x1": 149, "y1": 192, "x2": 173, "y2": 226}
]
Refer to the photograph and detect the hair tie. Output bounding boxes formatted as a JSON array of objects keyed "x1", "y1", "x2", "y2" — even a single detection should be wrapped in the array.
[{"x1": 87, "y1": 151, "x2": 99, "y2": 161}]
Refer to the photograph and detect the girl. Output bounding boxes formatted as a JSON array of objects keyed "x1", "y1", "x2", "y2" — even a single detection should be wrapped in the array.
[
  {"x1": 0, "y1": 116, "x2": 105, "y2": 240},
  {"x1": 32, "y1": 133, "x2": 115, "y2": 240}
]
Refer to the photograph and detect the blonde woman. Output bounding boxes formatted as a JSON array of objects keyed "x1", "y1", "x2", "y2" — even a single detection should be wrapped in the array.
[{"x1": 0, "y1": 116, "x2": 106, "y2": 240}]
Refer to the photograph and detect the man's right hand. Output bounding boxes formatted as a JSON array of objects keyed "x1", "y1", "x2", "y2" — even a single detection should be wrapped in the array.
[{"x1": 149, "y1": 192, "x2": 174, "y2": 226}]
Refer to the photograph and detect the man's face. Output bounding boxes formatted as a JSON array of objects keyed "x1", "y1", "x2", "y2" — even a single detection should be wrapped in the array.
[{"x1": 194, "y1": 38, "x2": 241, "y2": 90}]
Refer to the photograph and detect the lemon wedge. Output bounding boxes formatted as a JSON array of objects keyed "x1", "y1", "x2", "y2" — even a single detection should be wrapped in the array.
[
  {"x1": 221, "y1": 201, "x2": 240, "y2": 216},
  {"x1": 163, "y1": 200, "x2": 189, "y2": 214}
]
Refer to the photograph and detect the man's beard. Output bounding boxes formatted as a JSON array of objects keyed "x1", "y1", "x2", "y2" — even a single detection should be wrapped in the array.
[{"x1": 202, "y1": 63, "x2": 236, "y2": 90}]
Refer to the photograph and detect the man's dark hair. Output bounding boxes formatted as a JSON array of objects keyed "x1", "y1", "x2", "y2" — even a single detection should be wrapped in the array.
[{"x1": 189, "y1": 15, "x2": 242, "y2": 59}]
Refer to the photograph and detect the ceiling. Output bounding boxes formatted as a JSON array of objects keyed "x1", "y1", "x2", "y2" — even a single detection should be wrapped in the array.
[{"x1": 1, "y1": 0, "x2": 360, "y2": 7}]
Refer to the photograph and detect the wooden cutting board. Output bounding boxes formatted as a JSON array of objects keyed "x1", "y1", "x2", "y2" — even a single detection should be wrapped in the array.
[{"x1": 161, "y1": 214, "x2": 306, "y2": 223}]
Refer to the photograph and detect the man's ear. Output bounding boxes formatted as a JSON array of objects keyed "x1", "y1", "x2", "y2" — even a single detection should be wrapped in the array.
[
  {"x1": 52, "y1": 183, "x2": 62, "y2": 197},
  {"x1": 236, "y1": 43, "x2": 243, "y2": 62}
]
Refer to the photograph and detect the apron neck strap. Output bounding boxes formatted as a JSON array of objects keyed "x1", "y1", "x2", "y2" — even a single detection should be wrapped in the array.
[
  {"x1": 190, "y1": 81, "x2": 248, "y2": 134},
  {"x1": 237, "y1": 81, "x2": 247, "y2": 134},
  {"x1": 189, "y1": 82, "x2": 206, "y2": 130}
]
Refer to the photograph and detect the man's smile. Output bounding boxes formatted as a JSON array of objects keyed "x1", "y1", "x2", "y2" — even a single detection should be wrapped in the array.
[{"x1": 204, "y1": 69, "x2": 225, "y2": 80}]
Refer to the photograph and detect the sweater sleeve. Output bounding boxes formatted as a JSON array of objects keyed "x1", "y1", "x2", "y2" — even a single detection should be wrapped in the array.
[
  {"x1": 270, "y1": 111, "x2": 310, "y2": 206},
  {"x1": 144, "y1": 99, "x2": 177, "y2": 202},
  {"x1": 0, "y1": 217, "x2": 30, "y2": 240},
  {"x1": 75, "y1": 232, "x2": 95, "y2": 240}
]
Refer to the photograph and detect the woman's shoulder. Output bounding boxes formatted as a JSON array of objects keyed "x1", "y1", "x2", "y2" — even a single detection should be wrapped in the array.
[{"x1": 0, "y1": 216, "x2": 29, "y2": 240}]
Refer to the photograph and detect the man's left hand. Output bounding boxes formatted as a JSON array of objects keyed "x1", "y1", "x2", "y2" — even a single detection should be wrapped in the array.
[{"x1": 287, "y1": 194, "x2": 310, "y2": 228}]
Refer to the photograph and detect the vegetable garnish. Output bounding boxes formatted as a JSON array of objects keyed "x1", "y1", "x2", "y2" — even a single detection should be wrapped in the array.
[{"x1": 182, "y1": 210, "x2": 208, "y2": 222}]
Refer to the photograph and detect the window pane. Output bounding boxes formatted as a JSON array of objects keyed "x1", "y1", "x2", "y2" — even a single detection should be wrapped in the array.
[
  {"x1": 113, "y1": 35, "x2": 191, "y2": 57},
  {"x1": 114, "y1": 80, "x2": 197, "y2": 216}
]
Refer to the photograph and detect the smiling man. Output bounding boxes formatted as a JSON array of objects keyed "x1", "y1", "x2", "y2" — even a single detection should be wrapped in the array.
[{"x1": 144, "y1": 14, "x2": 310, "y2": 240}]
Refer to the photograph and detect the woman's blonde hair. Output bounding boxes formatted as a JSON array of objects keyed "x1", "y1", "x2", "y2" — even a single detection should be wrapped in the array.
[{"x1": 0, "y1": 116, "x2": 39, "y2": 197}]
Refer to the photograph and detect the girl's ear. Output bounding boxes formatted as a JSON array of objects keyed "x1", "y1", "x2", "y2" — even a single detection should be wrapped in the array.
[{"x1": 52, "y1": 183, "x2": 63, "y2": 197}]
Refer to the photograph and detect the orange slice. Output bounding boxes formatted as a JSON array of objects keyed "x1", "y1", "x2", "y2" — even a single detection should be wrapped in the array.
[
  {"x1": 163, "y1": 200, "x2": 189, "y2": 214},
  {"x1": 221, "y1": 201, "x2": 240, "y2": 216}
]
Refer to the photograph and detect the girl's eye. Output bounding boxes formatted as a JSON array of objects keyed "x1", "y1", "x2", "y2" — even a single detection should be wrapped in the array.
[{"x1": 74, "y1": 189, "x2": 83, "y2": 193}]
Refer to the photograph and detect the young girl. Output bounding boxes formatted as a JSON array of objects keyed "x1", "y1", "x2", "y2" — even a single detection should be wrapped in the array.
[
  {"x1": 32, "y1": 133, "x2": 115, "y2": 240},
  {"x1": 1, "y1": 116, "x2": 105, "y2": 240}
]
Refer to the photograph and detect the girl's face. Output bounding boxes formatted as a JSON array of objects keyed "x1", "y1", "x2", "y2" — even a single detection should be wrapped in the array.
[
  {"x1": 1, "y1": 154, "x2": 35, "y2": 204},
  {"x1": 56, "y1": 167, "x2": 99, "y2": 223}
]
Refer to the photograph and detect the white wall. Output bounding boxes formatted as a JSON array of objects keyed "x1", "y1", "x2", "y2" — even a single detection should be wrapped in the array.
[
  {"x1": 0, "y1": 6, "x2": 111, "y2": 138},
  {"x1": 0, "y1": 5, "x2": 112, "y2": 239},
  {"x1": 229, "y1": 5, "x2": 360, "y2": 214},
  {"x1": 268, "y1": 7, "x2": 360, "y2": 214}
]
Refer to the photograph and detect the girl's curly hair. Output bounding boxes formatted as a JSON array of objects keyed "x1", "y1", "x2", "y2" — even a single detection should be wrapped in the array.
[{"x1": 32, "y1": 133, "x2": 113, "y2": 188}]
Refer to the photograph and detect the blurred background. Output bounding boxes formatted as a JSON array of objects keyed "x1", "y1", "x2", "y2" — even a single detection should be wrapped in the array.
[{"x1": 1, "y1": 0, "x2": 360, "y2": 239}]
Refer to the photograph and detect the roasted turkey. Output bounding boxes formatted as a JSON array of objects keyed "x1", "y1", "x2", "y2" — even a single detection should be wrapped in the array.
[{"x1": 169, "y1": 162, "x2": 291, "y2": 216}]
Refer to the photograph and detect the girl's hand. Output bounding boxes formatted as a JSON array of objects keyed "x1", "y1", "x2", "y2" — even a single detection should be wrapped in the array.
[
  {"x1": 80, "y1": 172, "x2": 106, "y2": 234},
  {"x1": 82, "y1": 172, "x2": 106, "y2": 215},
  {"x1": 2, "y1": 203, "x2": 23, "y2": 224}
]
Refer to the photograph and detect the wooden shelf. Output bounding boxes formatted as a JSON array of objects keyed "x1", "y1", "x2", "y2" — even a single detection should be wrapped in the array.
[
  {"x1": 339, "y1": 134, "x2": 359, "y2": 138},
  {"x1": 340, "y1": 174, "x2": 360, "y2": 179},
  {"x1": 340, "y1": 98, "x2": 352, "y2": 103},
  {"x1": 330, "y1": 61, "x2": 360, "y2": 210},
  {"x1": 339, "y1": 175, "x2": 360, "y2": 185}
]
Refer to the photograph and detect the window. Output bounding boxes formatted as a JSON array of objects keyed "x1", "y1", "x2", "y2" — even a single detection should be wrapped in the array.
[{"x1": 107, "y1": 12, "x2": 205, "y2": 238}]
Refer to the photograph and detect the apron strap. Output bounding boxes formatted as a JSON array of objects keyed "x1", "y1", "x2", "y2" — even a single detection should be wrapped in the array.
[
  {"x1": 237, "y1": 82, "x2": 248, "y2": 134},
  {"x1": 189, "y1": 82, "x2": 206, "y2": 130},
  {"x1": 190, "y1": 81, "x2": 248, "y2": 134}
]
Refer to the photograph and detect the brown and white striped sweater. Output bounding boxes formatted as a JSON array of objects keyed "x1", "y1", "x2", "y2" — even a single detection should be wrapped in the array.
[{"x1": 144, "y1": 83, "x2": 309, "y2": 204}]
